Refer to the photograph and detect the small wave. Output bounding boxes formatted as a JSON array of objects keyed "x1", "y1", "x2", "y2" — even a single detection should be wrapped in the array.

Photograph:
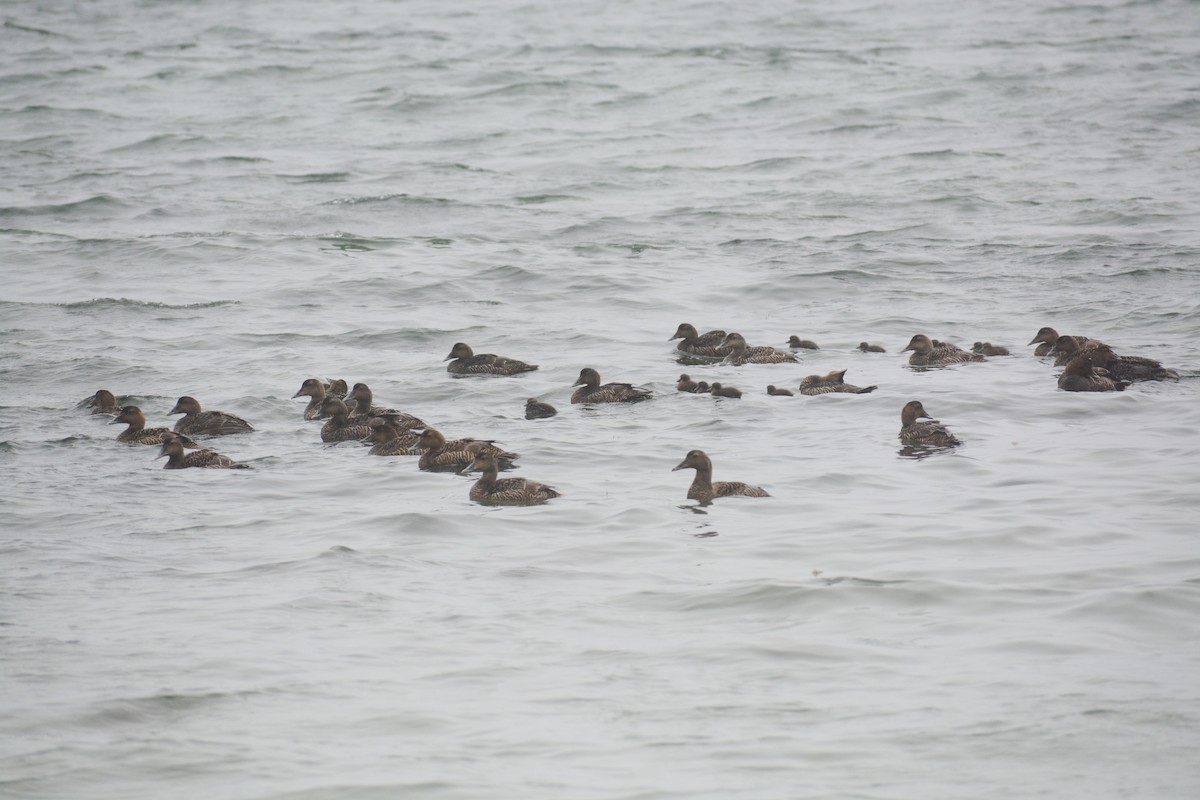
[
  {"x1": 60, "y1": 298, "x2": 238, "y2": 311},
  {"x1": 0, "y1": 195, "x2": 126, "y2": 218},
  {"x1": 4, "y1": 20, "x2": 70, "y2": 37},
  {"x1": 105, "y1": 133, "x2": 211, "y2": 153},
  {"x1": 287, "y1": 172, "x2": 351, "y2": 183},
  {"x1": 320, "y1": 193, "x2": 456, "y2": 208}
]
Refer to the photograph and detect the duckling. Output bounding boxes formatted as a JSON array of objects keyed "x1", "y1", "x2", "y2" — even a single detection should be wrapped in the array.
[
  {"x1": 445, "y1": 342, "x2": 538, "y2": 375},
  {"x1": 158, "y1": 433, "x2": 249, "y2": 469},
  {"x1": 693, "y1": 381, "x2": 711, "y2": 394},
  {"x1": 669, "y1": 323, "x2": 731, "y2": 358},
  {"x1": 972, "y1": 342, "x2": 1010, "y2": 356},
  {"x1": 346, "y1": 383, "x2": 425, "y2": 430},
  {"x1": 85, "y1": 389, "x2": 120, "y2": 415},
  {"x1": 524, "y1": 398, "x2": 558, "y2": 419},
  {"x1": 709, "y1": 382, "x2": 743, "y2": 399},
  {"x1": 676, "y1": 374, "x2": 700, "y2": 393},
  {"x1": 858, "y1": 342, "x2": 886, "y2": 353},
  {"x1": 898, "y1": 401, "x2": 961, "y2": 448},
  {"x1": 766, "y1": 385, "x2": 794, "y2": 396},
  {"x1": 787, "y1": 335, "x2": 820, "y2": 350},
  {"x1": 720, "y1": 332, "x2": 798, "y2": 365},
  {"x1": 459, "y1": 451, "x2": 561, "y2": 506},
  {"x1": 364, "y1": 419, "x2": 423, "y2": 456},
  {"x1": 671, "y1": 449, "x2": 769, "y2": 503},
  {"x1": 170, "y1": 396, "x2": 254, "y2": 436},
  {"x1": 1057, "y1": 352, "x2": 1129, "y2": 392},
  {"x1": 1028, "y1": 327, "x2": 1100, "y2": 357},
  {"x1": 571, "y1": 368, "x2": 652, "y2": 404},
  {"x1": 417, "y1": 428, "x2": 516, "y2": 472},
  {"x1": 319, "y1": 397, "x2": 375, "y2": 443},
  {"x1": 292, "y1": 378, "x2": 333, "y2": 420},
  {"x1": 798, "y1": 370, "x2": 877, "y2": 395},
  {"x1": 111, "y1": 406, "x2": 200, "y2": 447},
  {"x1": 902, "y1": 335, "x2": 986, "y2": 367}
]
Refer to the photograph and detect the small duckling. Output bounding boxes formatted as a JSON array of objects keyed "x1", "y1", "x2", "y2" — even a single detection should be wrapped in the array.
[
  {"x1": 571, "y1": 368, "x2": 652, "y2": 404},
  {"x1": 787, "y1": 335, "x2": 820, "y2": 350},
  {"x1": 170, "y1": 396, "x2": 254, "y2": 436},
  {"x1": 460, "y1": 451, "x2": 561, "y2": 506},
  {"x1": 709, "y1": 382, "x2": 743, "y2": 399},
  {"x1": 693, "y1": 381, "x2": 711, "y2": 394},
  {"x1": 85, "y1": 389, "x2": 120, "y2": 415},
  {"x1": 858, "y1": 342, "x2": 886, "y2": 353},
  {"x1": 972, "y1": 342, "x2": 1010, "y2": 356},
  {"x1": 669, "y1": 323, "x2": 731, "y2": 358},
  {"x1": 671, "y1": 449, "x2": 769, "y2": 503},
  {"x1": 676, "y1": 374, "x2": 700, "y2": 393},
  {"x1": 766, "y1": 385, "x2": 794, "y2": 396},
  {"x1": 524, "y1": 398, "x2": 557, "y2": 419},
  {"x1": 798, "y1": 370, "x2": 877, "y2": 395},
  {"x1": 158, "y1": 432, "x2": 249, "y2": 469},
  {"x1": 902, "y1": 335, "x2": 986, "y2": 366},
  {"x1": 898, "y1": 400, "x2": 961, "y2": 448},
  {"x1": 445, "y1": 342, "x2": 538, "y2": 375},
  {"x1": 111, "y1": 406, "x2": 199, "y2": 447},
  {"x1": 719, "y1": 332, "x2": 798, "y2": 365}
]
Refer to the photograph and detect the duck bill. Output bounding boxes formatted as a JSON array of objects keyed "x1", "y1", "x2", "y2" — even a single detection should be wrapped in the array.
[{"x1": 671, "y1": 461, "x2": 688, "y2": 472}]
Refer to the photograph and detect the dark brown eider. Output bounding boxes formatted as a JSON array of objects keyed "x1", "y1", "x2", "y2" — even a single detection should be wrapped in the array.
[
  {"x1": 899, "y1": 401, "x2": 961, "y2": 448},
  {"x1": 170, "y1": 396, "x2": 254, "y2": 436},
  {"x1": 319, "y1": 397, "x2": 375, "y2": 443},
  {"x1": 459, "y1": 451, "x2": 561, "y2": 506},
  {"x1": 365, "y1": 420, "x2": 423, "y2": 456},
  {"x1": 292, "y1": 378, "x2": 333, "y2": 420},
  {"x1": 346, "y1": 383, "x2": 425, "y2": 430},
  {"x1": 787, "y1": 335, "x2": 820, "y2": 350},
  {"x1": 86, "y1": 389, "x2": 120, "y2": 415},
  {"x1": 858, "y1": 342, "x2": 886, "y2": 353},
  {"x1": 445, "y1": 342, "x2": 538, "y2": 375},
  {"x1": 1028, "y1": 327, "x2": 1099, "y2": 357},
  {"x1": 972, "y1": 342, "x2": 1010, "y2": 356},
  {"x1": 158, "y1": 433, "x2": 249, "y2": 469},
  {"x1": 1058, "y1": 353, "x2": 1129, "y2": 392},
  {"x1": 417, "y1": 428, "x2": 516, "y2": 472},
  {"x1": 524, "y1": 398, "x2": 557, "y2": 419},
  {"x1": 720, "y1": 332, "x2": 799, "y2": 365},
  {"x1": 671, "y1": 449, "x2": 769, "y2": 503},
  {"x1": 766, "y1": 385, "x2": 794, "y2": 396},
  {"x1": 669, "y1": 323, "x2": 732, "y2": 358},
  {"x1": 676, "y1": 374, "x2": 700, "y2": 393},
  {"x1": 708, "y1": 382, "x2": 742, "y2": 399},
  {"x1": 326, "y1": 378, "x2": 349, "y2": 399},
  {"x1": 902, "y1": 335, "x2": 986, "y2": 367},
  {"x1": 798, "y1": 370, "x2": 877, "y2": 395},
  {"x1": 111, "y1": 406, "x2": 199, "y2": 447},
  {"x1": 571, "y1": 368, "x2": 652, "y2": 404},
  {"x1": 693, "y1": 381, "x2": 711, "y2": 394},
  {"x1": 1053, "y1": 338, "x2": 1177, "y2": 381}
]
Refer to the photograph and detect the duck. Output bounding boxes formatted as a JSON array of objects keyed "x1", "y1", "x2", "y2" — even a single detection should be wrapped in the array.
[
  {"x1": 292, "y1": 378, "x2": 333, "y2": 420},
  {"x1": 719, "y1": 332, "x2": 798, "y2": 365},
  {"x1": 972, "y1": 342, "x2": 1010, "y2": 356},
  {"x1": 319, "y1": 397, "x2": 375, "y2": 443},
  {"x1": 326, "y1": 378, "x2": 349, "y2": 399},
  {"x1": 766, "y1": 385, "x2": 794, "y2": 396},
  {"x1": 158, "y1": 432, "x2": 249, "y2": 469},
  {"x1": 671, "y1": 449, "x2": 769, "y2": 503},
  {"x1": 1028, "y1": 327, "x2": 1100, "y2": 357},
  {"x1": 898, "y1": 400, "x2": 961, "y2": 448},
  {"x1": 571, "y1": 368, "x2": 651, "y2": 404},
  {"x1": 85, "y1": 389, "x2": 120, "y2": 415},
  {"x1": 346, "y1": 383, "x2": 425, "y2": 430},
  {"x1": 524, "y1": 398, "x2": 557, "y2": 419},
  {"x1": 417, "y1": 428, "x2": 517, "y2": 472},
  {"x1": 676, "y1": 374, "x2": 700, "y2": 393},
  {"x1": 708, "y1": 382, "x2": 742, "y2": 399},
  {"x1": 1053, "y1": 338, "x2": 1177, "y2": 381},
  {"x1": 444, "y1": 342, "x2": 538, "y2": 375},
  {"x1": 364, "y1": 419, "x2": 423, "y2": 456},
  {"x1": 798, "y1": 370, "x2": 877, "y2": 395},
  {"x1": 902, "y1": 335, "x2": 986, "y2": 366},
  {"x1": 693, "y1": 381, "x2": 711, "y2": 394},
  {"x1": 170, "y1": 396, "x2": 254, "y2": 436},
  {"x1": 1058, "y1": 353, "x2": 1129, "y2": 392},
  {"x1": 111, "y1": 406, "x2": 199, "y2": 447},
  {"x1": 787, "y1": 335, "x2": 820, "y2": 350},
  {"x1": 858, "y1": 342, "x2": 886, "y2": 353},
  {"x1": 458, "y1": 451, "x2": 560, "y2": 506},
  {"x1": 669, "y1": 323, "x2": 731, "y2": 358}
]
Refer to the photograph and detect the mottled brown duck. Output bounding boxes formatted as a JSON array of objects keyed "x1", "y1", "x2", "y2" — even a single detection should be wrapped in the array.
[
  {"x1": 720, "y1": 332, "x2": 798, "y2": 365},
  {"x1": 170, "y1": 396, "x2": 254, "y2": 437},
  {"x1": 798, "y1": 370, "x2": 877, "y2": 396},
  {"x1": 902, "y1": 335, "x2": 986, "y2": 367},
  {"x1": 445, "y1": 342, "x2": 538, "y2": 375},
  {"x1": 111, "y1": 406, "x2": 199, "y2": 447},
  {"x1": 669, "y1": 323, "x2": 731, "y2": 358},
  {"x1": 158, "y1": 433, "x2": 248, "y2": 469},
  {"x1": 571, "y1": 368, "x2": 652, "y2": 404},
  {"x1": 898, "y1": 401, "x2": 961, "y2": 448},
  {"x1": 671, "y1": 449, "x2": 769, "y2": 503},
  {"x1": 460, "y1": 451, "x2": 561, "y2": 506}
]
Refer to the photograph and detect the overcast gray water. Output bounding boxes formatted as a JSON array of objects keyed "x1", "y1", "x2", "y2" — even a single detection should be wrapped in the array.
[{"x1": 3, "y1": 0, "x2": 1200, "y2": 798}]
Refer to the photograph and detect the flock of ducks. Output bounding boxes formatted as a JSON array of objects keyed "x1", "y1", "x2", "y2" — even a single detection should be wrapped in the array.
[{"x1": 84, "y1": 325, "x2": 1179, "y2": 506}]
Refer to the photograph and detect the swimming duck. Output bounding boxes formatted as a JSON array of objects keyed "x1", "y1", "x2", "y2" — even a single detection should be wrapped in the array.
[
  {"x1": 1058, "y1": 353, "x2": 1130, "y2": 392},
  {"x1": 319, "y1": 397, "x2": 375, "y2": 443},
  {"x1": 902, "y1": 335, "x2": 986, "y2": 366},
  {"x1": 708, "y1": 382, "x2": 743, "y2": 399},
  {"x1": 326, "y1": 378, "x2": 349, "y2": 399},
  {"x1": 292, "y1": 378, "x2": 334, "y2": 420},
  {"x1": 787, "y1": 335, "x2": 820, "y2": 350},
  {"x1": 858, "y1": 342, "x2": 886, "y2": 353},
  {"x1": 676, "y1": 374, "x2": 700, "y2": 393},
  {"x1": 524, "y1": 398, "x2": 558, "y2": 419},
  {"x1": 459, "y1": 451, "x2": 560, "y2": 506},
  {"x1": 1053, "y1": 338, "x2": 1177, "y2": 381},
  {"x1": 417, "y1": 428, "x2": 517, "y2": 472},
  {"x1": 671, "y1": 449, "x2": 769, "y2": 503},
  {"x1": 346, "y1": 383, "x2": 425, "y2": 430},
  {"x1": 669, "y1": 323, "x2": 731, "y2": 358},
  {"x1": 571, "y1": 368, "x2": 652, "y2": 404},
  {"x1": 798, "y1": 370, "x2": 877, "y2": 395},
  {"x1": 364, "y1": 419, "x2": 423, "y2": 456},
  {"x1": 86, "y1": 389, "x2": 120, "y2": 415},
  {"x1": 898, "y1": 401, "x2": 961, "y2": 448},
  {"x1": 693, "y1": 381, "x2": 711, "y2": 394},
  {"x1": 1028, "y1": 327, "x2": 1099, "y2": 357},
  {"x1": 972, "y1": 342, "x2": 1010, "y2": 356},
  {"x1": 111, "y1": 406, "x2": 199, "y2": 447},
  {"x1": 170, "y1": 396, "x2": 254, "y2": 436},
  {"x1": 766, "y1": 385, "x2": 794, "y2": 396},
  {"x1": 719, "y1": 332, "x2": 798, "y2": 365},
  {"x1": 445, "y1": 342, "x2": 538, "y2": 375},
  {"x1": 158, "y1": 433, "x2": 249, "y2": 469}
]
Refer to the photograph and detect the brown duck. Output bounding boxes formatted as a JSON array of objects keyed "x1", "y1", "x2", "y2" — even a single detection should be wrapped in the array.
[
  {"x1": 111, "y1": 406, "x2": 199, "y2": 447},
  {"x1": 158, "y1": 433, "x2": 248, "y2": 469},
  {"x1": 1028, "y1": 327, "x2": 1100, "y2": 357},
  {"x1": 445, "y1": 342, "x2": 538, "y2": 375},
  {"x1": 720, "y1": 332, "x2": 798, "y2": 365},
  {"x1": 766, "y1": 385, "x2": 794, "y2": 396},
  {"x1": 524, "y1": 398, "x2": 557, "y2": 419},
  {"x1": 972, "y1": 342, "x2": 1010, "y2": 356},
  {"x1": 669, "y1": 323, "x2": 731, "y2": 358},
  {"x1": 899, "y1": 401, "x2": 961, "y2": 448},
  {"x1": 798, "y1": 370, "x2": 877, "y2": 395},
  {"x1": 170, "y1": 396, "x2": 254, "y2": 436},
  {"x1": 787, "y1": 335, "x2": 820, "y2": 350},
  {"x1": 365, "y1": 420, "x2": 423, "y2": 456},
  {"x1": 1058, "y1": 353, "x2": 1129, "y2": 392},
  {"x1": 460, "y1": 451, "x2": 561, "y2": 506},
  {"x1": 858, "y1": 342, "x2": 886, "y2": 353},
  {"x1": 346, "y1": 383, "x2": 425, "y2": 430},
  {"x1": 672, "y1": 449, "x2": 769, "y2": 503},
  {"x1": 571, "y1": 368, "x2": 651, "y2": 404},
  {"x1": 902, "y1": 335, "x2": 986, "y2": 366},
  {"x1": 417, "y1": 428, "x2": 517, "y2": 472},
  {"x1": 86, "y1": 389, "x2": 120, "y2": 415},
  {"x1": 292, "y1": 378, "x2": 334, "y2": 420},
  {"x1": 319, "y1": 397, "x2": 375, "y2": 443},
  {"x1": 708, "y1": 382, "x2": 742, "y2": 399}
]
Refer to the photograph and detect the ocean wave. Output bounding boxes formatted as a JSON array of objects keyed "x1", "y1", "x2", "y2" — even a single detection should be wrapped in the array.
[
  {"x1": 60, "y1": 298, "x2": 238, "y2": 311},
  {"x1": 0, "y1": 195, "x2": 127, "y2": 217}
]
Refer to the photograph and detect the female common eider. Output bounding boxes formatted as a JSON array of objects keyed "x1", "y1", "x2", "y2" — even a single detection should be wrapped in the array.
[
  {"x1": 365, "y1": 420, "x2": 423, "y2": 455},
  {"x1": 571, "y1": 368, "x2": 651, "y2": 404},
  {"x1": 766, "y1": 385, "x2": 794, "y2": 396},
  {"x1": 972, "y1": 342, "x2": 1010, "y2": 356},
  {"x1": 1028, "y1": 327, "x2": 1099, "y2": 357},
  {"x1": 86, "y1": 389, "x2": 120, "y2": 415},
  {"x1": 445, "y1": 342, "x2": 538, "y2": 375},
  {"x1": 669, "y1": 323, "x2": 732, "y2": 358},
  {"x1": 346, "y1": 383, "x2": 425, "y2": 430},
  {"x1": 319, "y1": 397, "x2": 375, "y2": 443},
  {"x1": 858, "y1": 342, "x2": 886, "y2": 353},
  {"x1": 1058, "y1": 353, "x2": 1129, "y2": 392},
  {"x1": 1053, "y1": 338, "x2": 1177, "y2": 381},
  {"x1": 720, "y1": 332, "x2": 798, "y2": 365},
  {"x1": 902, "y1": 335, "x2": 986, "y2": 367},
  {"x1": 524, "y1": 398, "x2": 558, "y2": 419},
  {"x1": 671, "y1": 449, "x2": 769, "y2": 503},
  {"x1": 899, "y1": 401, "x2": 961, "y2": 448},
  {"x1": 460, "y1": 451, "x2": 561, "y2": 506},
  {"x1": 292, "y1": 378, "x2": 334, "y2": 420},
  {"x1": 798, "y1": 370, "x2": 877, "y2": 395},
  {"x1": 417, "y1": 428, "x2": 517, "y2": 472},
  {"x1": 111, "y1": 406, "x2": 199, "y2": 447},
  {"x1": 170, "y1": 396, "x2": 254, "y2": 436},
  {"x1": 787, "y1": 335, "x2": 820, "y2": 350},
  {"x1": 708, "y1": 382, "x2": 742, "y2": 399},
  {"x1": 158, "y1": 433, "x2": 249, "y2": 469}
]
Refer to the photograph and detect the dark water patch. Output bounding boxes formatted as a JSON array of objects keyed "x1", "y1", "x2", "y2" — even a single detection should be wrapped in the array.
[
  {"x1": 3, "y1": 20, "x2": 71, "y2": 38},
  {"x1": 0, "y1": 195, "x2": 128, "y2": 218},
  {"x1": 286, "y1": 172, "x2": 352, "y2": 184},
  {"x1": 60, "y1": 298, "x2": 238, "y2": 311},
  {"x1": 513, "y1": 194, "x2": 581, "y2": 204},
  {"x1": 105, "y1": 134, "x2": 214, "y2": 154}
]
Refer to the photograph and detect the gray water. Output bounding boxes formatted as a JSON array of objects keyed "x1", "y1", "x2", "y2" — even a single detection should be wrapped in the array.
[{"x1": 3, "y1": 0, "x2": 1200, "y2": 797}]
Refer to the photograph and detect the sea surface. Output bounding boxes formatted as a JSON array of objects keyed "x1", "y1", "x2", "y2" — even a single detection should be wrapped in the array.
[{"x1": 2, "y1": 0, "x2": 1199, "y2": 797}]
